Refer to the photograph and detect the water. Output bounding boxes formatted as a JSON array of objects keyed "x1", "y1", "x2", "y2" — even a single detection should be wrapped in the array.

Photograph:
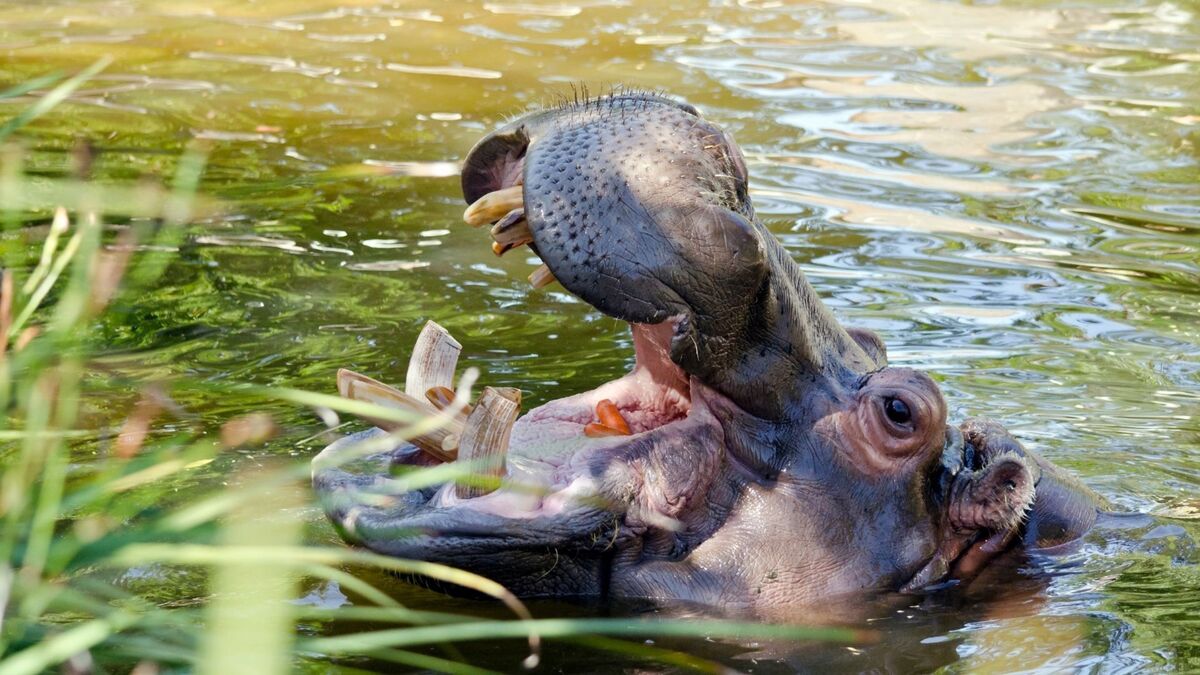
[{"x1": 2, "y1": 0, "x2": 1198, "y2": 671}]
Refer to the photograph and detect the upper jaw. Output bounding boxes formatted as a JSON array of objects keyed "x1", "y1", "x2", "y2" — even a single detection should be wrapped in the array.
[
  {"x1": 463, "y1": 95, "x2": 889, "y2": 420},
  {"x1": 461, "y1": 96, "x2": 796, "y2": 416}
]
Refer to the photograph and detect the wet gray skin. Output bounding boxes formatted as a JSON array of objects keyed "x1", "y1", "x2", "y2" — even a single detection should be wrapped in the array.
[{"x1": 313, "y1": 93, "x2": 1101, "y2": 611}]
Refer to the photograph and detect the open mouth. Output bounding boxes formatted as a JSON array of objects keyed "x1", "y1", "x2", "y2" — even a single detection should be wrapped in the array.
[{"x1": 324, "y1": 171, "x2": 726, "y2": 527}]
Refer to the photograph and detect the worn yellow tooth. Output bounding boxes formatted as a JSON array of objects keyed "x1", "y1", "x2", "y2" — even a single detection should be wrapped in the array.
[
  {"x1": 455, "y1": 386, "x2": 521, "y2": 499},
  {"x1": 463, "y1": 185, "x2": 524, "y2": 226},
  {"x1": 493, "y1": 387, "x2": 521, "y2": 402},
  {"x1": 528, "y1": 264, "x2": 557, "y2": 289},
  {"x1": 490, "y1": 217, "x2": 533, "y2": 257}
]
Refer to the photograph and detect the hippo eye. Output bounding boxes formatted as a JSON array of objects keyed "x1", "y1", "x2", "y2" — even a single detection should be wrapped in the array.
[{"x1": 884, "y1": 397, "x2": 912, "y2": 426}]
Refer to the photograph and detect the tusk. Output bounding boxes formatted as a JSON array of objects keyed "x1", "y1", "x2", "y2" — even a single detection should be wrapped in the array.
[
  {"x1": 464, "y1": 185, "x2": 524, "y2": 226},
  {"x1": 455, "y1": 386, "x2": 520, "y2": 499},
  {"x1": 492, "y1": 386, "x2": 522, "y2": 406},
  {"x1": 528, "y1": 264, "x2": 557, "y2": 289},
  {"x1": 336, "y1": 369, "x2": 462, "y2": 462},
  {"x1": 405, "y1": 321, "x2": 462, "y2": 399}
]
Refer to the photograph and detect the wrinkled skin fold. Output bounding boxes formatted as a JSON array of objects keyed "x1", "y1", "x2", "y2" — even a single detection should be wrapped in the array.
[{"x1": 314, "y1": 93, "x2": 1100, "y2": 611}]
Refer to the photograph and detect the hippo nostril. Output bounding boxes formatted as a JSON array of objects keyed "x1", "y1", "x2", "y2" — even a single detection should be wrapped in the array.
[{"x1": 461, "y1": 127, "x2": 529, "y2": 204}]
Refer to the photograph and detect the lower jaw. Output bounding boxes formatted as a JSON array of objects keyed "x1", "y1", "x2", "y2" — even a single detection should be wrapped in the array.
[{"x1": 400, "y1": 320, "x2": 720, "y2": 520}]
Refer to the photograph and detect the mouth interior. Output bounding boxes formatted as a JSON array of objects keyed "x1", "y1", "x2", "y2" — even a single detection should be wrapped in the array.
[
  {"x1": 511, "y1": 320, "x2": 691, "y2": 446},
  {"x1": 414, "y1": 318, "x2": 697, "y2": 519}
]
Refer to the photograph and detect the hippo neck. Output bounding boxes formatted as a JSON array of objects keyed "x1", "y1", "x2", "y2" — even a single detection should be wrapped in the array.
[{"x1": 684, "y1": 218, "x2": 878, "y2": 421}]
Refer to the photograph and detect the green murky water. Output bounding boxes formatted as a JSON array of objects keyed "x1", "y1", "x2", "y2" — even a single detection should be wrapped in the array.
[{"x1": 3, "y1": 0, "x2": 1198, "y2": 671}]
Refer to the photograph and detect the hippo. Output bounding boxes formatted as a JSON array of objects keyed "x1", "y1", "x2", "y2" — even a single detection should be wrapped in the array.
[{"x1": 313, "y1": 92, "x2": 1100, "y2": 611}]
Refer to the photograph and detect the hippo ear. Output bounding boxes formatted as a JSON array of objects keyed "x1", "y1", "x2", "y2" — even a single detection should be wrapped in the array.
[
  {"x1": 952, "y1": 451, "x2": 1037, "y2": 534},
  {"x1": 976, "y1": 455, "x2": 1035, "y2": 506},
  {"x1": 846, "y1": 328, "x2": 887, "y2": 368}
]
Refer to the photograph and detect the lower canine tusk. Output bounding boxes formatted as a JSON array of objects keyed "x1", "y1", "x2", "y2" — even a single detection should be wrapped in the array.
[
  {"x1": 336, "y1": 369, "x2": 463, "y2": 462},
  {"x1": 455, "y1": 387, "x2": 520, "y2": 499},
  {"x1": 405, "y1": 321, "x2": 462, "y2": 399}
]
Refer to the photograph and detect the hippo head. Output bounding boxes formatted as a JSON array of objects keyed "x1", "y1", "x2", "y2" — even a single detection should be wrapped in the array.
[{"x1": 314, "y1": 93, "x2": 1094, "y2": 610}]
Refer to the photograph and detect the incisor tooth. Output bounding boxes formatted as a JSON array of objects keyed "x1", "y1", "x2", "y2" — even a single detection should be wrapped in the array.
[
  {"x1": 455, "y1": 386, "x2": 520, "y2": 499},
  {"x1": 463, "y1": 185, "x2": 524, "y2": 226},
  {"x1": 528, "y1": 264, "x2": 556, "y2": 289},
  {"x1": 405, "y1": 321, "x2": 462, "y2": 399},
  {"x1": 336, "y1": 369, "x2": 462, "y2": 462},
  {"x1": 490, "y1": 216, "x2": 533, "y2": 256}
]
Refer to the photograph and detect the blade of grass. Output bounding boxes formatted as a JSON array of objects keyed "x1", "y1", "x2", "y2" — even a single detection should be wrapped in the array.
[
  {"x1": 302, "y1": 617, "x2": 869, "y2": 655},
  {"x1": 298, "y1": 563, "x2": 403, "y2": 610},
  {"x1": 0, "y1": 373, "x2": 54, "y2": 568},
  {"x1": 566, "y1": 635, "x2": 729, "y2": 674},
  {"x1": 7, "y1": 213, "x2": 90, "y2": 339},
  {"x1": 22, "y1": 359, "x2": 81, "y2": 581},
  {"x1": 124, "y1": 144, "x2": 210, "y2": 292},
  {"x1": 0, "y1": 57, "x2": 112, "y2": 142},
  {"x1": 102, "y1": 442, "x2": 219, "y2": 494},
  {"x1": 48, "y1": 207, "x2": 105, "y2": 335},
  {"x1": 294, "y1": 606, "x2": 475, "y2": 627},
  {"x1": 104, "y1": 545, "x2": 541, "y2": 665},
  {"x1": 21, "y1": 207, "x2": 69, "y2": 295},
  {"x1": 0, "y1": 72, "x2": 66, "y2": 101},
  {"x1": 0, "y1": 608, "x2": 139, "y2": 675},
  {"x1": 155, "y1": 460, "x2": 307, "y2": 531},
  {"x1": 367, "y1": 648, "x2": 500, "y2": 675},
  {"x1": 0, "y1": 178, "x2": 218, "y2": 219},
  {"x1": 198, "y1": 481, "x2": 302, "y2": 675},
  {"x1": 0, "y1": 430, "x2": 94, "y2": 440}
]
